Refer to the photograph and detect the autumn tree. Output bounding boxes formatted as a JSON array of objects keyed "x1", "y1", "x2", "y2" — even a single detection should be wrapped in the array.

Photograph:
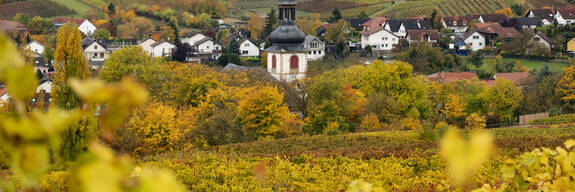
[
  {"x1": 237, "y1": 87, "x2": 296, "y2": 138},
  {"x1": 442, "y1": 94, "x2": 467, "y2": 125},
  {"x1": 247, "y1": 14, "x2": 265, "y2": 40},
  {"x1": 99, "y1": 46, "x2": 166, "y2": 95},
  {"x1": 93, "y1": 28, "x2": 111, "y2": 40},
  {"x1": 297, "y1": 14, "x2": 321, "y2": 36},
  {"x1": 117, "y1": 17, "x2": 154, "y2": 39},
  {"x1": 27, "y1": 16, "x2": 53, "y2": 35},
  {"x1": 53, "y1": 23, "x2": 94, "y2": 161},
  {"x1": 557, "y1": 64, "x2": 575, "y2": 112},
  {"x1": 481, "y1": 79, "x2": 523, "y2": 123},
  {"x1": 324, "y1": 19, "x2": 350, "y2": 56},
  {"x1": 13, "y1": 13, "x2": 31, "y2": 25},
  {"x1": 128, "y1": 102, "x2": 182, "y2": 155},
  {"x1": 495, "y1": 8, "x2": 514, "y2": 17}
]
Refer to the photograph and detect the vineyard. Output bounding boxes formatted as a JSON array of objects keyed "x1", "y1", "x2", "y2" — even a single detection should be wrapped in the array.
[
  {"x1": 0, "y1": 0, "x2": 76, "y2": 19},
  {"x1": 297, "y1": 0, "x2": 367, "y2": 13},
  {"x1": 121, "y1": 124, "x2": 575, "y2": 191},
  {"x1": 384, "y1": 0, "x2": 573, "y2": 18}
]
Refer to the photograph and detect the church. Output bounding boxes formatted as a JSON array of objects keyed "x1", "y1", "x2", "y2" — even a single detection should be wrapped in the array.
[{"x1": 266, "y1": 0, "x2": 308, "y2": 82}]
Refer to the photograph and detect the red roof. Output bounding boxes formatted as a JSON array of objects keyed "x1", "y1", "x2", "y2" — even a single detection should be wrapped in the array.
[
  {"x1": 360, "y1": 17, "x2": 388, "y2": 36},
  {"x1": 407, "y1": 30, "x2": 440, "y2": 42},
  {"x1": 0, "y1": 20, "x2": 26, "y2": 32},
  {"x1": 52, "y1": 17, "x2": 85, "y2": 25},
  {"x1": 494, "y1": 72, "x2": 529, "y2": 83},
  {"x1": 474, "y1": 23, "x2": 521, "y2": 39},
  {"x1": 557, "y1": 8, "x2": 575, "y2": 19},
  {"x1": 427, "y1": 72, "x2": 478, "y2": 83}
]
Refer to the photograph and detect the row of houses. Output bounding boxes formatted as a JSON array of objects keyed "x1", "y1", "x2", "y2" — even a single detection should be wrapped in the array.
[{"x1": 359, "y1": 11, "x2": 558, "y2": 53}]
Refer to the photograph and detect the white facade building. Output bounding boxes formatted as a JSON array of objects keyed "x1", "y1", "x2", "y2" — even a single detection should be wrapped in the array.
[
  {"x1": 361, "y1": 28, "x2": 399, "y2": 51},
  {"x1": 150, "y1": 41, "x2": 175, "y2": 57},
  {"x1": 464, "y1": 31, "x2": 486, "y2": 51},
  {"x1": 267, "y1": 52, "x2": 308, "y2": 82},
  {"x1": 303, "y1": 35, "x2": 325, "y2": 61},
  {"x1": 83, "y1": 40, "x2": 108, "y2": 62},
  {"x1": 239, "y1": 39, "x2": 260, "y2": 57},
  {"x1": 139, "y1": 38, "x2": 157, "y2": 56},
  {"x1": 195, "y1": 38, "x2": 222, "y2": 60}
]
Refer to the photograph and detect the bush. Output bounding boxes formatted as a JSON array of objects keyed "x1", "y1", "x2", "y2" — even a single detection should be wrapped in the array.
[
  {"x1": 41, "y1": 171, "x2": 69, "y2": 192},
  {"x1": 359, "y1": 113, "x2": 382, "y2": 131},
  {"x1": 465, "y1": 113, "x2": 486, "y2": 130}
]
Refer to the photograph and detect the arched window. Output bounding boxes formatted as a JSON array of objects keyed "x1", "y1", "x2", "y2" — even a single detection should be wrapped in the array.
[
  {"x1": 290, "y1": 55, "x2": 298, "y2": 70},
  {"x1": 272, "y1": 55, "x2": 277, "y2": 69}
]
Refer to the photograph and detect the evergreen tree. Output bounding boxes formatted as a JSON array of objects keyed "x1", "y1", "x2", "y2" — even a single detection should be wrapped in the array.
[
  {"x1": 329, "y1": 8, "x2": 342, "y2": 23},
  {"x1": 25, "y1": 34, "x2": 31, "y2": 44},
  {"x1": 262, "y1": 8, "x2": 277, "y2": 39},
  {"x1": 227, "y1": 38, "x2": 240, "y2": 54},
  {"x1": 169, "y1": 20, "x2": 179, "y2": 40},
  {"x1": 108, "y1": 3, "x2": 116, "y2": 15}
]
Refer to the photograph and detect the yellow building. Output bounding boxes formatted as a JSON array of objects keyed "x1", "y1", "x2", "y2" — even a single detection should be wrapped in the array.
[{"x1": 568, "y1": 37, "x2": 575, "y2": 52}]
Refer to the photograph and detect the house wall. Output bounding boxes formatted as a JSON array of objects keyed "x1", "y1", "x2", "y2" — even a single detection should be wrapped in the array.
[
  {"x1": 267, "y1": 52, "x2": 308, "y2": 82},
  {"x1": 139, "y1": 39, "x2": 157, "y2": 55},
  {"x1": 361, "y1": 29, "x2": 399, "y2": 51},
  {"x1": 304, "y1": 38, "x2": 325, "y2": 61},
  {"x1": 83, "y1": 42, "x2": 108, "y2": 61},
  {"x1": 531, "y1": 34, "x2": 551, "y2": 50},
  {"x1": 465, "y1": 32, "x2": 486, "y2": 51},
  {"x1": 554, "y1": 12, "x2": 575, "y2": 26},
  {"x1": 240, "y1": 40, "x2": 260, "y2": 57},
  {"x1": 197, "y1": 40, "x2": 221, "y2": 54},
  {"x1": 568, "y1": 38, "x2": 575, "y2": 52},
  {"x1": 151, "y1": 43, "x2": 175, "y2": 57}
]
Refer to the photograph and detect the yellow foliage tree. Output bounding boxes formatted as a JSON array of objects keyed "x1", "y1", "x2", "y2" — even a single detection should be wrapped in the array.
[
  {"x1": 441, "y1": 94, "x2": 467, "y2": 124},
  {"x1": 297, "y1": 14, "x2": 321, "y2": 35},
  {"x1": 465, "y1": 113, "x2": 486, "y2": 130},
  {"x1": 128, "y1": 102, "x2": 182, "y2": 155},
  {"x1": 360, "y1": 113, "x2": 382, "y2": 131},
  {"x1": 557, "y1": 64, "x2": 575, "y2": 108},
  {"x1": 495, "y1": 8, "x2": 514, "y2": 17},
  {"x1": 53, "y1": 22, "x2": 90, "y2": 109},
  {"x1": 237, "y1": 86, "x2": 296, "y2": 138},
  {"x1": 247, "y1": 14, "x2": 265, "y2": 40}
]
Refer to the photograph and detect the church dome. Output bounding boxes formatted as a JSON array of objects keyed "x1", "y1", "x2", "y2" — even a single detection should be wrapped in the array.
[{"x1": 269, "y1": 22, "x2": 306, "y2": 44}]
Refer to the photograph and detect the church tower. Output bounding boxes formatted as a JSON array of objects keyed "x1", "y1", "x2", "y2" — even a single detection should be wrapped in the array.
[{"x1": 266, "y1": 0, "x2": 308, "y2": 82}]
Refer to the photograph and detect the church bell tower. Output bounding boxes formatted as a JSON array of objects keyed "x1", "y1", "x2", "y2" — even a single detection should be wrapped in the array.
[{"x1": 266, "y1": 0, "x2": 308, "y2": 82}]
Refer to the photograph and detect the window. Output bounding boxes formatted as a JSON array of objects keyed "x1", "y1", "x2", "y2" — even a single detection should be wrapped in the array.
[
  {"x1": 94, "y1": 46, "x2": 97, "y2": 50},
  {"x1": 309, "y1": 51, "x2": 312, "y2": 54},
  {"x1": 93, "y1": 53, "x2": 97, "y2": 58},
  {"x1": 318, "y1": 51, "x2": 322, "y2": 54},
  {"x1": 473, "y1": 35, "x2": 479, "y2": 39},
  {"x1": 245, "y1": 43, "x2": 249, "y2": 47},
  {"x1": 534, "y1": 37, "x2": 540, "y2": 42},
  {"x1": 272, "y1": 55, "x2": 276, "y2": 69},
  {"x1": 383, "y1": 37, "x2": 388, "y2": 40},
  {"x1": 100, "y1": 53, "x2": 104, "y2": 58},
  {"x1": 470, "y1": 43, "x2": 473, "y2": 46},
  {"x1": 290, "y1": 55, "x2": 298, "y2": 70},
  {"x1": 313, "y1": 51, "x2": 317, "y2": 54},
  {"x1": 479, "y1": 43, "x2": 482, "y2": 46},
  {"x1": 242, "y1": 50, "x2": 248, "y2": 54}
]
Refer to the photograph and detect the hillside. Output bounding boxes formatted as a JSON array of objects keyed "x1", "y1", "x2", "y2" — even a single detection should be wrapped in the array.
[{"x1": 232, "y1": 0, "x2": 571, "y2": 19}]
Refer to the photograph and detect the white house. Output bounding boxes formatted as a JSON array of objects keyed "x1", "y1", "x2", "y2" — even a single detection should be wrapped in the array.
[
  {"x1": 303, "y1": 35, "x2": 325, "y2": 61},
  {"x1": 361, "y1": 28, "x2": 399, "y2": 51},
  {"x1": 139, "y1": 38, "x2": 157, "y2": 55},
  {"x1": 239, "y1": 39, "x2": 260, "y2": 57},
  {"x1": 195, "y1": 38, "x2": 222, "y2": 60},
  {"x1": 26, "y1": 41, "x2": 44, "y2": 56},
  {"x1": 463, "y1": 31, "x2": 486, "y2": 51},
  {"x1": 442, "y1": 16, "x2": 469, "y2": 33},
  {"x1": 36, "y1": 81, "x2": 52, "y2": 94},
  {"x1": 78, "y1": 20, "x2": 97, "y2": 36},
  {"x1": 526, "y1": 9, "x2": 555, "y2": 25},
  {"x1": 384, "y1": 20, "x2": 406, "y2": 38},
  {"x1": 181, "y1": 31, "x2": 208, "y2": 46},
  {"x1": 150, "y1": 41, "x2": 175, "y2": 57},
  {"x1": 554, "y1": 8, "x2": 575, "y2": 26},
  {"x1": 531, "y1": 32, "x2": 553, "y2": 51},
  {"x1": 82, "y1": 39, "x2": 108, "y2": 62}
]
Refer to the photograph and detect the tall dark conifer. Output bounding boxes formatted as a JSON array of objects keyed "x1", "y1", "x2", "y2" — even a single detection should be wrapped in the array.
[{"x1": 262, "y1": 8, "x2": 277, "y2": 39}]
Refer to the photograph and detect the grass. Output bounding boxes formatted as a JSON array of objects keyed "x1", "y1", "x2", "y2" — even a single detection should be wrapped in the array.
[
  {"x1": 481, "y1": 57, "x2": 570, "y2": 73},
  {"x1": 51, "y1": 0, "x2": 93, "y2": 17}
]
